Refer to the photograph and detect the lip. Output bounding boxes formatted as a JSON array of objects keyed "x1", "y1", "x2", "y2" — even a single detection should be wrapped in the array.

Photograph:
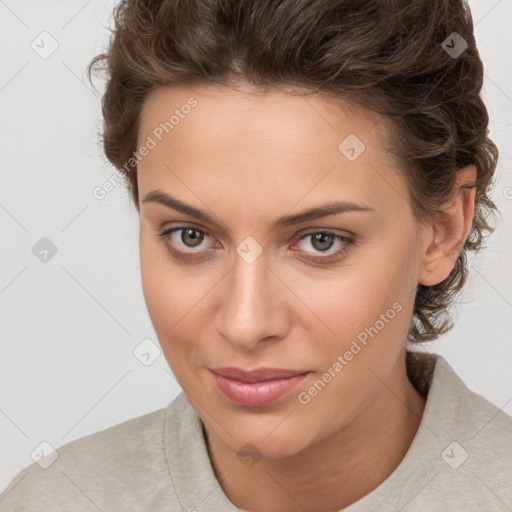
[
  {"x1": 210, "y1": 367, "x2": 308, "y2": 382},
  {"x1": 210, "y1": 367, "x2": 310, "y2": 407}
]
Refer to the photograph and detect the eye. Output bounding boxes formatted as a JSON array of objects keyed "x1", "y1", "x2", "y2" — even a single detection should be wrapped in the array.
[
  {"x1": 294, "y1": 231, "x2": 355, "y2": 262},
  {"x1": 157, "y1": 225, "x2": 216, "y2": 260}
]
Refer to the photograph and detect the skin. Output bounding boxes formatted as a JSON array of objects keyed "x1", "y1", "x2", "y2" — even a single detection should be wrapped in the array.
[{"x1": 137, "y1": 83, "x2": 476, "y2": 511}]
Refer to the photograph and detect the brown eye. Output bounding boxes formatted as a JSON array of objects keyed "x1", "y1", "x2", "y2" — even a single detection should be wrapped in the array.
[
  {"x1": 180, "y1": 228, "x2": 204, "y2": 248},
  {"x1": 310, "y1": 232, "x2": 335, "y2": 252},
  {"x1": 156, "y1": 225, "x2": 215, "y2": 261},
  {"x1": 295, "y1": 231, "x2": 355, "y2": 263}
]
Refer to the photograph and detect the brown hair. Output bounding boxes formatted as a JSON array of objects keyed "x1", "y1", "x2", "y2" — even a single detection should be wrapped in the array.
[{"x1": 88, "y1": 0, "x2": 498, "y2": 358}]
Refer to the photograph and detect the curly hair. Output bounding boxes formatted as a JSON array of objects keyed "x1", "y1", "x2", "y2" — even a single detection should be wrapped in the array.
[{"x1": 87, "y1": 0, "x2": 499, "y2": 365}]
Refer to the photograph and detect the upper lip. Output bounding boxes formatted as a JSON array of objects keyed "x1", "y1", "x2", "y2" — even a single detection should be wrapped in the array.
[{"x1": 210, "y1": 367, "x2": 309, "y2": 382}]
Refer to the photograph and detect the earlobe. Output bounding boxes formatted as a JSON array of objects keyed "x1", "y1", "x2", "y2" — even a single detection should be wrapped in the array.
[{"x1": 418, "y1": 165, "x2": 477, "y2": 286}]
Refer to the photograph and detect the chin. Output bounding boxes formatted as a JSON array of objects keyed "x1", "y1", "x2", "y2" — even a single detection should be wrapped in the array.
[{"x1": 219, "y1": 422, "x2": 313, "y2": 462}]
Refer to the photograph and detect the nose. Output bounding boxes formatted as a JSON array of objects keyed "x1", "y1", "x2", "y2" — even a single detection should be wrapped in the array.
[{"x1": 214, "y1": 248, "x2": 290, "y2": 351}]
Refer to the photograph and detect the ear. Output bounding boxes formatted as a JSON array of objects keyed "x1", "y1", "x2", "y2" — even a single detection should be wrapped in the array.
[{"x1": 418, "y1": 165, "x2": 477, "y2": 286}]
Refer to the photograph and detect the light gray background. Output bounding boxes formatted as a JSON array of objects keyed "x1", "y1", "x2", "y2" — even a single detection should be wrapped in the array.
[{"x1": 1, "y1": 0, "x2": 511, "y2": 494}]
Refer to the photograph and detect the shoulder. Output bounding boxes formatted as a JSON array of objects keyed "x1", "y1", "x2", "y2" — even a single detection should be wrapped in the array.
[
  {"x1": 0, "y1": 397, "x2": 186, "y2": 511},
  {"x1": 418, "y1": 355, "x2": 512, "y2": 509},
  {"x1": 409, "y1": 351, "x2": 512, "y2": 452},
  {"x1": 433, "y1": 355, "x2": 512, "y2": 464},
  {"x1": 386, "y1": 352, "x2": 512, "y2": 511},
  {"x1": 453, "y1": 380, "x2": 512, "y2": 500}
]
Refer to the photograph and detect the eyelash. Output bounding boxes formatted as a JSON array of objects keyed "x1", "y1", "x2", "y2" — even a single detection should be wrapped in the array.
[{"x1": 156, "y1": 225, "x2": 356, "y2": 263}]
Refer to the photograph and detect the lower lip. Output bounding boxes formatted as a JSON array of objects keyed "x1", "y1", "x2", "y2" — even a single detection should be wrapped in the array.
[{"x1": 210, "y1": 371, "x2": 310, "y2": 407}]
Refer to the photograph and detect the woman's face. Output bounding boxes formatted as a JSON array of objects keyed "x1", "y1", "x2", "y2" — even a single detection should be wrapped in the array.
[{"x1": 137, "y1": 83, "x2": 428, "y2": 459}]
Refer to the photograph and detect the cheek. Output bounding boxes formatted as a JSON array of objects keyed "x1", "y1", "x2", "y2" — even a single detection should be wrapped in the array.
[
  {"x1": 339, "y1": 232, "x2": 419, "y2": 327},
  {"x1": 297, "y1": 244, "x2": 416, "y2": 387},
  {"x1": 140, "y1": 236, "x2": 168, "y2": 325},
  {"x1": 140, "y1": 233, "x2": 189, "y2": 344},
  {"x1": 301, "y1": 257, "x2": 411, "y2": 343},
  {"x1": 140, "y1": 256, "x2": 193, "y2": 380},
  {"x1": 293, "y1": 271, "x2": 411, "y2": 430},
  {"x1": 139, "y1": 234, "x2": 217, "y2": 364}
]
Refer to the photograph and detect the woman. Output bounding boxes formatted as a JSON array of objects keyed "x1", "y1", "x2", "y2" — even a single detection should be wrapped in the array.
[{"x1": 1, "y1": 0, "x2": 510, "y2": 510}]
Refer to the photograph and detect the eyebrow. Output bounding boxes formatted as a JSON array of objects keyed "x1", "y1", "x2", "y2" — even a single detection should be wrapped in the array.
[{"x1": 142, "y1": 189, "x2": 374, "y2": 230}]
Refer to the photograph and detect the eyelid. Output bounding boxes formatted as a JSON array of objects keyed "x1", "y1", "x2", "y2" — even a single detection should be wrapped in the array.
[{"x1": 297, "y1": 226, "x2": 355, "y2": 239}]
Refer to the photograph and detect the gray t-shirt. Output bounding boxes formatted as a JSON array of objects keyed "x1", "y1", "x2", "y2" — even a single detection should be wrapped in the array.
[{"x1": 1, "y1": 352, "x2": 511, "y2": 511}]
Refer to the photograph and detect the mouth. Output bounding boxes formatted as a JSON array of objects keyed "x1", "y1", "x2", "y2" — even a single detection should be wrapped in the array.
[{"x1": 209, "y1": 367, "x2": 311, "y2": 407}]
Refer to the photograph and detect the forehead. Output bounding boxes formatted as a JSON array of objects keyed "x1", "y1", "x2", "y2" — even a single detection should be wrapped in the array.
[
  {"x1": 139, "y1": 83, "x2": 387, "y2": 150},
  {"x1": 137, "y1": 84, "x2": 406, "y2": 216}
]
